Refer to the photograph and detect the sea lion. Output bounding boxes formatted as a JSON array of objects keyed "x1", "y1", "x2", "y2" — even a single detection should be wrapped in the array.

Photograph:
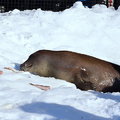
[{"x1": 20, "y1": 50, "x2": 120, "y2": 92}]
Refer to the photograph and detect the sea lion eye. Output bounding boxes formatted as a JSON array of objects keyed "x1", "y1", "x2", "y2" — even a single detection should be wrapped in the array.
[{"x1": 26, "y1": 63, "x2": 32, "y2": 68}]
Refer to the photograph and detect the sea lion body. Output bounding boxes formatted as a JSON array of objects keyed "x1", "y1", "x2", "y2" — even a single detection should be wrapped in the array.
[{"x1": 20, "y1": 50, "x2": 120, "y2": 92}]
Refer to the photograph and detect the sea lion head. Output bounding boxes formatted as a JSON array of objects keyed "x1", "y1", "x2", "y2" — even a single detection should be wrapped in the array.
[
  {"x1": 20, "y1": 53, "x2": 39, "y2": 73},
  {"x1": 20, "y1": 60, "x2": 32, "y2": 71}
]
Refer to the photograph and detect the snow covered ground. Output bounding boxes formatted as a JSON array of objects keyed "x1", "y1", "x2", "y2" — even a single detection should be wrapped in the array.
[{"x1": 0, "y1": 2, "x2": 120, "y2": 120}]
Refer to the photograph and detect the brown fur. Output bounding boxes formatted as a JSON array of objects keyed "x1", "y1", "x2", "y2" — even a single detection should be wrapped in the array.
[{"x1": 20, "y1": 50, "x2": 120, "y2": 92}]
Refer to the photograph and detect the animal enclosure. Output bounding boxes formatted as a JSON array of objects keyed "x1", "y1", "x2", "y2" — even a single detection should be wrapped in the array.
[
  {"x1": 0, "y1": 0, "x2": 119, "y2": 13},
  {"x1": 0, "y1": 0, "x2": 78, "y2": 12}
]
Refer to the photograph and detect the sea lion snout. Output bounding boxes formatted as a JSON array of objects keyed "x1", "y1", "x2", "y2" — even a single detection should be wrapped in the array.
[
  {"x1": 20, "y1": 63, "x2": 25, "y2": 71},
  {"x1": 20, "y1": 62, "x2": 32, "y2": 71}
]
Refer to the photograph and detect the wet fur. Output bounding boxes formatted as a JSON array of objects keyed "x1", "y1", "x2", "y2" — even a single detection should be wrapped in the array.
[{"x1": 20, "y1": 50, "x2": 120, "y2": 92}]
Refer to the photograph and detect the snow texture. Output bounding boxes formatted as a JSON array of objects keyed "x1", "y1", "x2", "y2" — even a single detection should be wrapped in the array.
[{"x1": 0, "y1": 2, "x2": 120, "y2": 120}]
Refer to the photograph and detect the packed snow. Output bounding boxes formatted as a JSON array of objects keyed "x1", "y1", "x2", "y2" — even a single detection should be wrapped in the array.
[{"x1": 0, "y1": 2, "x2": 120, "y2": 120}]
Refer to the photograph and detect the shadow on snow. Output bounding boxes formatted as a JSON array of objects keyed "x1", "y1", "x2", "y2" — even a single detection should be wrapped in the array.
[
  {"x1": 20, "y1": 102, "x2": 111, "y2": 120},
  {"x1": 14, "y1": 63, "x2": 20, "y2": 70}
]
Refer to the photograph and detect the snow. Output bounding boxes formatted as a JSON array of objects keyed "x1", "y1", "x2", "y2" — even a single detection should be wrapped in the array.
[{"x1": 0, "y1": 2, "x2": 120, "y2": 120}]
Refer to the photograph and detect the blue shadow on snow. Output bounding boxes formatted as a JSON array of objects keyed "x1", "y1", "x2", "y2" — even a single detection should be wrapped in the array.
[{"x1": 20, "y1": 102, "x2": 111, "y2": 120}]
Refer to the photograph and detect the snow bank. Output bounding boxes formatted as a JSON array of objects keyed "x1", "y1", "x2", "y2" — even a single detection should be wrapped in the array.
[{"x1": 0, "y1": 2, "x2": 120, "y2": 120}]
